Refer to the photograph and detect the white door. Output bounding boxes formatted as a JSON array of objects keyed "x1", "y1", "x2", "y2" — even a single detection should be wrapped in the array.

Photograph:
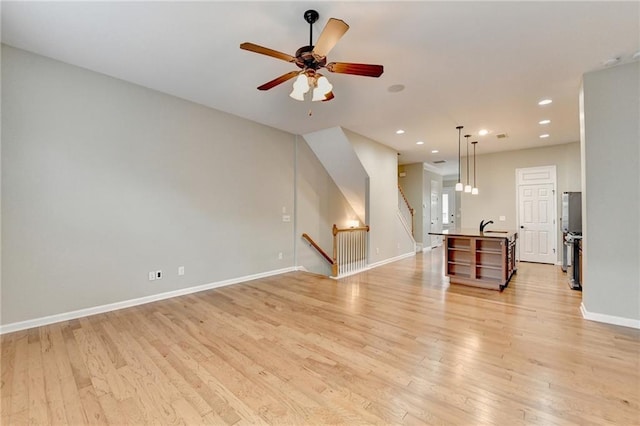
[
  {"x1": 518, "y1": 183, "x2": 556, "y2": 263},
  {"x1": 430, "y1": 180, "x2": 441, "y2": 247}
]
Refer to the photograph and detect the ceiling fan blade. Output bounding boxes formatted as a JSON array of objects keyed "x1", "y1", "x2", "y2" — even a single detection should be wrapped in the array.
[
  {"x1": 240, "y1": 42, "x2": 296, "y2": 63},
  {"x1": 257, "y1": 71, "x2": 300, "y2": 91},
  {"x1": 312, "y1": 18, "x2": 349, "y2": 58},
  {"x1": 325, "y1": 62, "x2": 384, "y2": 77},
  {"x1": 322, "y1": 91, "x2": 335, "y2": 102}
]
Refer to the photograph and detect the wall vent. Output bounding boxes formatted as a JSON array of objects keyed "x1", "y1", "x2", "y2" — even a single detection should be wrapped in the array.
[
  {"x1": 496, "y1": 133, "x2": 508, "y2": 139},
  {"x1": 433, "y1": 160, "x2": 446, "y2": 164}
]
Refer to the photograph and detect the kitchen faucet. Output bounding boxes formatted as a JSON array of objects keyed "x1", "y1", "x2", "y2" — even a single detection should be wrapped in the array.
[{"x1": 480, "y1": 219, "x2": 494, "y2": 232}]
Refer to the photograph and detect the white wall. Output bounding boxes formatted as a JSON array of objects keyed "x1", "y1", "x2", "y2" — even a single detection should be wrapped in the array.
[
  {"x1": 460, "y1": 142, "x2": 581, "y2": 262},
  {"x1": 581, "y1": 61, "x2": 639, "y2": 325}
]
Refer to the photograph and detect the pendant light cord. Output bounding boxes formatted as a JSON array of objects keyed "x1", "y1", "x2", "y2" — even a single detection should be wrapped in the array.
[
  {"x1": 465, "y1": 134, "x2": 471, "y2": 185},
  {"x1": 456, "y1": 126, "x2": 463, "y2": 183},
  {"x1": 473, "y1": 141, "x2": 477, "y2": 186}
]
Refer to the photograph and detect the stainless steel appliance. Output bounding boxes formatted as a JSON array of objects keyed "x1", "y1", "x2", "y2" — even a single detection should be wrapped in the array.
[
  {"x1": 561, "y1": 192, "x2": 582, "y2": 234},
  {"x1": 565, "y1": 233, "x2": 582, "y2": 290},
  {"x1": 561, "y1": 192, "x2": 582, "y2": 289}
]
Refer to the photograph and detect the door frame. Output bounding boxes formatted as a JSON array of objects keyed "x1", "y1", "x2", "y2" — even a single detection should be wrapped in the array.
[{"x1": 515, "y1": 165, "x2": 558, "y2": 263}]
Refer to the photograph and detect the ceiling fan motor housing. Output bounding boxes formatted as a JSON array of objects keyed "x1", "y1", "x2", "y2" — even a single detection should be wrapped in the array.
[{"x1": 295, "y1": 46, "x2": 327, "y2": 70}]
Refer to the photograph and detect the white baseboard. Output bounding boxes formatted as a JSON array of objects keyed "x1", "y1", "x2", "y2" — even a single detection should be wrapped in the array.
[
  {"x1": 581, "y1": 303, "x2": 640, "y2": 329},
  {"x1": 0, "y1": 267, "x2": 297, "y2": 335},
  {"x1": 329, "y1": 251, "x2": 416, "y2": 280},
  {"x1": 368, "y1": 251, "x2": 416, "y2": 269}
]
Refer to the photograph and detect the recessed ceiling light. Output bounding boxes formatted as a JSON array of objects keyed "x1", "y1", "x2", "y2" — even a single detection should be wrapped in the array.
[
  {"x1": 478, "y1": 129, "x2": 489, "y2": 136},
  {"x1": 431, "y1": 149, "x2": 439, "y2": 154},
  {"x1": 539, "y1": 119, "x2": 551, "y2": 125},
  {"x1": 416, "y1": 141, "x2": 424, "y2": 145},
  {"x1": 396, "y1": 129, "x2": 405, "y2": 135},
  {"x1": 539, "y1": 134, "x2": 550, "y2": 138},
  {"x1": 388, "y1": 84, "x2": 405, "y2": 93},
  {"x1": 538, "y1": 99, "x2": 552, "y2": 106}
]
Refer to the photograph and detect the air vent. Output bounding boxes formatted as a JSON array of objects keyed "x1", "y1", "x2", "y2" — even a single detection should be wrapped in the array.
[
  {"x1": 496, "y1": 133, "x2": 508, "y2": 139},
  {"x1": 433, "y1": 160, "x2": 446, "y2": 164}
]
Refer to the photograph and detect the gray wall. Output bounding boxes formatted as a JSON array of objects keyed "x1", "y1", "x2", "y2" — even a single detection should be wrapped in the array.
[
  {"x1": 2, "y1": 45, "x2": 301, "y2": 324},
  {"x1": 398, "y1": 163, "x2": 423, "y2": 244},
  {"x1": 295, "y1": 138, "x2": 359, "y2": 276},
  {"x1": 346, "y1": 130, "x2": 415, "y2": 263},
  {"x1": 581, "y1": 62, "x2": 639, "y2": 322},
  {"x1": 1, "y1": 45, "x2": 415, "y2": 327},
  {"x1": 460, "y1": 142, "x2": 581, "y2": 262},
  {"x1": 398, "y1": 164, "x2": 443, "y2": 247}
]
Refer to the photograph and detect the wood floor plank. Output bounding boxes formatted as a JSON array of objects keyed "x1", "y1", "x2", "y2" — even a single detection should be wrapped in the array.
[{"x1": 1, "y1": 249, "x2": 639, "y2": 425}]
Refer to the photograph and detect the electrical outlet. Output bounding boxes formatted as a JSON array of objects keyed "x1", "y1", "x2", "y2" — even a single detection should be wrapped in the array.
[
  {"x1": 376, "y1": 248, "x2": 380, "y2": 254},
  {"x1": 156, "y1": 270, "x2": 162, "y2": 280},
  {"x1": 178, "y1": 266, "x2": 185, "y2": 276},
  {"x1": 148, "y1": 271, "x2": 156, "y2": 281},
  {"x1": 499, "y1": 215, "x2": 506, "y2": 221},
  {"x1": 282, "y1": 215, "x2": 291, "y2": 222},
  {"x1": 278, "y1": 252, "x2": 283, "y2": 260}
]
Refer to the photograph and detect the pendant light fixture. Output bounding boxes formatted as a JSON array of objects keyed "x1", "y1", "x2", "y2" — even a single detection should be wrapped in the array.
[
  {"x1": 471, "y1": 140, "x2": 479, "y2": 195},
  {"x1": 464, "y1": 134, "x2": 472, "y2": 193},
  {"x1": 455, "y1": 126, "x2": 464, "y2": 191}
]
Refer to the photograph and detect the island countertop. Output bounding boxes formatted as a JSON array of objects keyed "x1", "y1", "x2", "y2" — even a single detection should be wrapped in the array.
[{"x1": 430, "y1": 228, "x2": 517, "y2": 240}]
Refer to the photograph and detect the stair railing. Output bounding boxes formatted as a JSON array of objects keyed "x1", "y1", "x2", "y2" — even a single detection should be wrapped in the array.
[
  {"x1": 301, "y1": 233, "x2": 335, "y2": 272},
  {"x1": 302, "y1": 224, "x2": 370, "y2": 277},
  {"x1": 332, "y1": 224, "x2": 370, "y2": 277},
  {"x1": 398, "y1": 184, "x2": 414, "y2": 237}
]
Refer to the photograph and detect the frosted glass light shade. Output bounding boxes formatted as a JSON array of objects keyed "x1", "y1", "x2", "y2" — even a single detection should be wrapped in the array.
[
  {"x1": 472, "y1": 187, "x2": 479, "y2": 195},
  {"x1": 464, "y1": 184, "x2": 472, "y2": 193},
  {"x1": 312, "y1": 76, "x2": 333, "y2": 101},
  {"x1": 289, "y1": 74, "x2": 310, "y2": 101},
  {"x1": 455, "y1": 182, "x2": 463, "y2": 191}
]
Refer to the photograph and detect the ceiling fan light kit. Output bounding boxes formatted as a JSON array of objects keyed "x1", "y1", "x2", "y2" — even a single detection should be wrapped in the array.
[{"x1": 240, "y1": 9, "x2": 383, "y2": 102}]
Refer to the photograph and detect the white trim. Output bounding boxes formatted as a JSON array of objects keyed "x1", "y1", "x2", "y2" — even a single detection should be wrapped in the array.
[
  {"x1": 0, "y1": 267, "x2": 297, "y2": 335},
  {"x1": 367, "y1": 251, "x2": 416, "y2": 269},
  {"x1": 331, "y1": 267, "x2": 371, "y2": 279},
  {"x1": 329, "y1": 251, "x2": 416, "y2": 280},
  {"x1": 581, "y1": 303, "x2": 640, "y2": 329}
]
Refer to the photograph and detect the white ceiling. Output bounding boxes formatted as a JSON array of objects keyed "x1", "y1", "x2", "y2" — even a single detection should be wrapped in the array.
[{"x1": 2, "y1": 1, "x2": 638, "y2": 175}]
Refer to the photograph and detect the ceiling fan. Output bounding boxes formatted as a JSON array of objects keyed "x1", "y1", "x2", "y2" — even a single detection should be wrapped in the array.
[{"x1": 240, "y1": 9, "x2": 384, "y2": 102}]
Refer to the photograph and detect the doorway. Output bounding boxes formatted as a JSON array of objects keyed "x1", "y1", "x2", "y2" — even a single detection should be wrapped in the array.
[
  {"x1": 430, "y1": 180, "x2": 442, "y2": 247},
  {"x1": 442, "y1": 187, "x2": 455, "y2": 232},
  {"x1": 516, "y1": 166, "x2": 557, "y2": 264}
]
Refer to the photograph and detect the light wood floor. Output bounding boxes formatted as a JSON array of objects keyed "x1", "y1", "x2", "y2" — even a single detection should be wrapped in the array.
[{"x1": 2, "y1": 248, "x2": 639, "y2": 425}]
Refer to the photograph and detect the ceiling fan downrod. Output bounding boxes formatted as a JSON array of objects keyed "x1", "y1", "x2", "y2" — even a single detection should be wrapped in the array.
[{"x1": 304, "y1": 10, "x2": 319, "y2": 47}]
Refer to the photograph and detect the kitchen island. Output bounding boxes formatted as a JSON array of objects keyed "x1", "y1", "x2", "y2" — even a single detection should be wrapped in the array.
[{"x1": 430, "y1": 229, "x2": 518, "y2": 291}]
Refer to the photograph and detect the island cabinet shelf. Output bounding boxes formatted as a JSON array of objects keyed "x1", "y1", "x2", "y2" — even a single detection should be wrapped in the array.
[{"x1": 439, "y1": 230, "x2": 518, "y2": 291}]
